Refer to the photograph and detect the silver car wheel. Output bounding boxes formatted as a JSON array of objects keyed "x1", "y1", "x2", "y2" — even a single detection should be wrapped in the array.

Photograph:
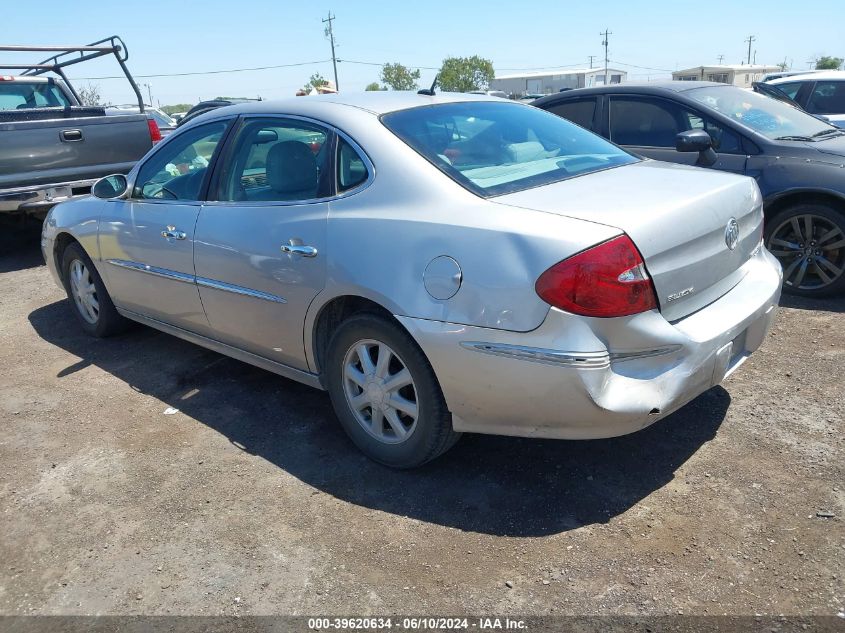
[
  {"x1": 68, "y1": 259, "x2": 99, "y2": 325},
  {"x1": 768, "y1": 213, "x2": 845, "y2": 290},
  {"x1": 342, "y1": 338, "x2": 419, "y2": 444}
]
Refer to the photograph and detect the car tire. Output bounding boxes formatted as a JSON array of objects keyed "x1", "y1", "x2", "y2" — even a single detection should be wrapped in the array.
[
  {"x1": 61, "y1": 242, "x2": 128, "y2": 337},
  {"x1": 325, "y1": 313, "x2": 460, "y2": 468},
  {"x1": 765, "y1": 202, "x2": 845, "y2": 298}
]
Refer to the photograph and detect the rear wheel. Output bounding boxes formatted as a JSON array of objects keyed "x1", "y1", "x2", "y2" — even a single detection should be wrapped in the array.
[
  {"x1": 765, "y1": 203, "x2": 845, "y2": 297},
  {"x1": 325, "y1": 314, "x2": 460, "y2": 468},
  {"x1": 61, "y1": 242, "x2": 128, "y2": 337}
]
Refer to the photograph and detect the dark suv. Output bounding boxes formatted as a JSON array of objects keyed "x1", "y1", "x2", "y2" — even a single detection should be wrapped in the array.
[{"x1": 534, "y1": 82, "x2": 845, "y2": 297}]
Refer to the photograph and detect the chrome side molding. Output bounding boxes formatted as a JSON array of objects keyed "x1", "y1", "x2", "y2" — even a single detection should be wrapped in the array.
[{"x1": 106, "y1": 259, "x2": 287, "y2": 304}]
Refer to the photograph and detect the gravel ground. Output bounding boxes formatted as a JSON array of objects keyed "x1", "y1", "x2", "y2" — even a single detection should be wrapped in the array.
[{"x1": 0, "y1": 224, "x2": 842, "y2": 618}]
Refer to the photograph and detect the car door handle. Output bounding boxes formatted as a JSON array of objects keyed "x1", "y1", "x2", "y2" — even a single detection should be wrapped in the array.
[
  {"x1": 281, "y1": 242, "x2": 318, "y2": 257},
  {"x1": 161, "y1": 226, "x2": 187, "y2": 240},
  {"x1": 60, "y1": 129, "x2": 83, "y2": 142}
]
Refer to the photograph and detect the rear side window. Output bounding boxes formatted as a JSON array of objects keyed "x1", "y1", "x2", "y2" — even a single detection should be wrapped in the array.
[
  {"x1": 0, "y1": 81, "x2": 71, "y2": 109},
  {"x1": 545, "y1": 99, "x2": 597, "y2": 129},
  {"x1": 337, "y1": 137, "x2": 369, "y2": 192},
  {"x1": 382, "y1": 101, "x2": 637, "y2": 197},
  {"x1": 215, "y1": 118, "x2": 330, "y2": 203},
  {"x1": 806, "y1": 82, "x2": 845, "y2": 114}
]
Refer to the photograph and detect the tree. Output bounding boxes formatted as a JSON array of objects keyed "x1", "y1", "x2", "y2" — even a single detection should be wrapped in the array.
[
  {"x1": 816, "y1": 56, "x2": 843, "y2": 70},
  {"x1": 380, "y1": 63, "x2": 421, "y2": 91},
  {"x1": 77, "y1": 83, "x2": 103, "y2": 106},
  {"x1": 438, "y1": 56, "x2": 495, "y2": 92},
  {"x1": 365, "y1": 82, "x2": 384, "y2": 91},
  {"x1": 302, "y1": 73, "x2": 329, "y2": 93},
  {"x1": 160, "y1": 103, "x2": 193, "y2": 115}
]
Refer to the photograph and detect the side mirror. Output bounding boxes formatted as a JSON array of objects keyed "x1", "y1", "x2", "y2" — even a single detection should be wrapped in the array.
[
  {"x1": 91, "y1": 174, "x2": 128, "y2": 199},
  {"x1": 676, "y1": 130, "x2": 717, "y2": 167}
]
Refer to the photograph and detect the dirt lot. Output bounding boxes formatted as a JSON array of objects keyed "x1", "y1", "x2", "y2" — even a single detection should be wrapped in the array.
[{"x1": 1, "y1": 224, "x2": 843, "y2": 619}]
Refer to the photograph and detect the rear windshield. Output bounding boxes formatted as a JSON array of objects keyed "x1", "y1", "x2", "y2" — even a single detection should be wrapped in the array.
[
  {"x1": 381, "y1": 101, "x2": 638, "y2": 197},
  {"x1": 0, "y1": 81, "x2": 71, "y2": 110}
]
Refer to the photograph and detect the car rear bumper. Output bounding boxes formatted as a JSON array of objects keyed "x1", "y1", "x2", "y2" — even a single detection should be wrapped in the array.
[
  {"x1": 0, "y1": 180, "x2": 97, "y2": 215},
  {"x1": 398, "y1": 247, "x2": 782, "y2": 440}
]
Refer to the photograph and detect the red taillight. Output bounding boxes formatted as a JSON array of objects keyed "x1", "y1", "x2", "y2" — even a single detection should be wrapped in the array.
[
  {"x1": 147, "y1": 118, "x2": 162, "y2": 144},
  {"x1": 535, "y1": 235, "x2": 658, "y2": 318}
]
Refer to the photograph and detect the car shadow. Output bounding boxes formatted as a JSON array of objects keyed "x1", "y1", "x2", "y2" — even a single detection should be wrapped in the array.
[
  {"x1": 29, "y1": 300, "x2": 731, "y2": 537},
  {"x1": 779, "y1": 293, "x2": 845, "y2": 314},
  {"x1": 0, "y1": 220, "x2": 44, "y2": 273}
]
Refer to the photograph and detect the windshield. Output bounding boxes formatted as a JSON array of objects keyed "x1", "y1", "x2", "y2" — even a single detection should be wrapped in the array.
[
  {"x1": 150, "y1": 110, "x2": 176, "y2": 128},
  {"x1": 381, "y1": 101, "x2": 638, "y2": 197},
  {"x1": 685, "y1": 85, "x2": 837, "y2": 140}
]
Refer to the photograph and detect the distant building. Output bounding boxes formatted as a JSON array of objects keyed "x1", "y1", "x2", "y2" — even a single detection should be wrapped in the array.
[
  {"x1": 490, "y1": 68, "x2": 627, "y2": 96},
  {"x1": 672, "y1": 64, "x2": 782, "y2": 87}
]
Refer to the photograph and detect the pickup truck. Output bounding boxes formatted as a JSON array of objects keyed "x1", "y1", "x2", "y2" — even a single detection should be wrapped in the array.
[{"x1": 0, "y1": 37, "x2": 157, "y2": 219}]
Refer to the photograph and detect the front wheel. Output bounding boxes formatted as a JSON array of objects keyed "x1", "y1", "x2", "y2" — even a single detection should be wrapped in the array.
[
  {"x1": 325, "y1": 314, "x2": 460, "y2": 468},
  {"x1": 61, "y1": 242, "x2": 128, "y2": 337},
  {"x1": 765, "y1": 203, "x2": 845, "y2": 297}
]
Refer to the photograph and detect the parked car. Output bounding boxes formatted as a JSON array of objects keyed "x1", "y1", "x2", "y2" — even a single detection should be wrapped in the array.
[
  {"x1": 176, "y1": 98, "x2": 261, "y2": 128},
  {"x1": 518, "y1": 93, "x2": 546, "y2": 102},
  {"x1": 171, "y1": 111, "x2": 188, "y2": 123},
  {"x1": 0, "y1": 37, "x2": 157, "y2": 219},
  {"x1": 468, "y1": 90, "x2": 508, "y2": 99},
  {"x1": 42, "y1": 92, "x2": 781, "y2": 467},
  {"x1": 534, "y1": 82, "x2": 845, "y2": 297},
  {"x1": 107, "y1": 105, "x2": 177, "y2": 137},
  {"x1": 763, "y1": 71, "x2": 845, "y2": 128},
  {"x1": 760, "y1": 69, "x2": 823, "y2": 83}
]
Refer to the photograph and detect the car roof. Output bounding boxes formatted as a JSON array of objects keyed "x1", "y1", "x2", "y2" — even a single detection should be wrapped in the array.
[
  {"x1": 769, "y1": 70, "x2": 845, "y2": 84},
  {"x1": 216, "y1": 91, "x2": 507, "y2": 117},
  {"x1": 532, "y1": 81, "x2": 739, "y2": 103}
]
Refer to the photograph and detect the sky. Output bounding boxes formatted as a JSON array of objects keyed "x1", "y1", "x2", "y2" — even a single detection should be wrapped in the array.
[{"x1": 3, "y1": 0, "x2": 843, "y2": 107}]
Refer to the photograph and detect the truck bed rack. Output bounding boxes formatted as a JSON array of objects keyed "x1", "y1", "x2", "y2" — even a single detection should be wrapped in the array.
[{"x1": 0, "y1": 35, "x2": 144, "y2": 111}]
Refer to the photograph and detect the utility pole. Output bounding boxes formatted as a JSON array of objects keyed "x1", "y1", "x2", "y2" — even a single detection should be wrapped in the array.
[
  {"x1": 142, "y1": 82, "x2": 152, "y2": 106},
  {"x1": 807, "y1": 57, "x2": 816, "y2": 69},
  {"x1": 744, "y1": 35, "x2": 756, "y2": 65},
  {"x1": 322, "y1": 11, "x2": 339, "y2": 91},
  {"x1": 588, "y1": 55, "x2": 595, "y2": 69},
  {"x1": 753, "y1": 50, "x2": 757, "y2": 65},
  {"x1": 600, "y1": 29, "x2": 612, "y2": 84},
  {"x1": 717, "y1": 54, "x2": 724, "y2": 64}
]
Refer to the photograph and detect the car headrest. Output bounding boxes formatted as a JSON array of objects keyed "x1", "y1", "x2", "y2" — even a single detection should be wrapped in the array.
[{"x1": 265, "y1": 141, "x2": 318, "y2": 194}]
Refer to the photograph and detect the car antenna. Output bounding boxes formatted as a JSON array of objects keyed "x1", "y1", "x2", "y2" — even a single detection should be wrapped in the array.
[{"x1": 418, "y1": 74, "x2": 438, "y2": 96}]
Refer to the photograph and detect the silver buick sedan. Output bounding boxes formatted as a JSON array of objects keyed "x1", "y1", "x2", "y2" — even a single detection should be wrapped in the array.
[{"x1": 41, "y1": 92, "x2": 782, "y2": 468}]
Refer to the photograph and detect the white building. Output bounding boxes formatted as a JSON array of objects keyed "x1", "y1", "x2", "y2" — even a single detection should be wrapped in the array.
[
  {"x1": 672, "y1": 64, "x2": 782, "y2": 87},
  {"x1": 490, "y1": 67, "x2": 627, "y2": 96}
]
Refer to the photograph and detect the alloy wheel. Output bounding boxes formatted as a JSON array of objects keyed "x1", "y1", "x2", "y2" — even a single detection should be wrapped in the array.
[
  {"x1": 68, "y1": 259, "x2": 99, "y2": 324},
  {"x1": 342, "y1": 339, "x2": 419, "y2": 444},
  {"x1": 767, "y1": 213, "x2": 845, "y2": 291}
]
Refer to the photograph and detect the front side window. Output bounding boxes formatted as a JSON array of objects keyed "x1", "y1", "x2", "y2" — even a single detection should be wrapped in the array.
[
  {"x1": 685, "y1": 85, "x2": 836, "y2": 140},
  {"x1": 773, "y1": 81, "x2": 802, "y2": 100},
  {"x1": 381, "y1": 101, "x2": 637, "y2": 197},
  {"x1": 546, "y1": 99, "x2": 597, "y2": 130},
  {"x1": 609, "y1": 97, "x2": 742, "y2": 152},
  {"x1": 806, "y1": 81, "x2": 845, "y2": 115},
  {"x1": 133, "y1": 121, "x2": 227, "y2": 200},
  {"x1": 216, "y1": 119, "x2": 330, "y2": 202}
]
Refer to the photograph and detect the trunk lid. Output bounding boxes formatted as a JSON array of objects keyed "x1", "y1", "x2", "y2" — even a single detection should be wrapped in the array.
[{"x1": 494, "y1": 160, "x2": 764, "y2": 321}]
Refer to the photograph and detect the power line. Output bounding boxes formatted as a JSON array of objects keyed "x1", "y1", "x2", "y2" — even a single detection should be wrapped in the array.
[
  {"x1": 71, "y1": 59, "x2": 332, "y2": 80},
  {"x1": 608, "y1": 59, "x2": 673, "y2": 72}
]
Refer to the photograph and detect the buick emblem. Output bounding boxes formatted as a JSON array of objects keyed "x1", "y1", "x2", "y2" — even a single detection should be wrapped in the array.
[{"x1": 725, "y1": 218, "x2": 739, "y2": 250}]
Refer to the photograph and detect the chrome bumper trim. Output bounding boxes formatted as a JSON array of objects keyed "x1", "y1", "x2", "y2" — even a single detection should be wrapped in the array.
[{"x1": 460, "y1": 341, "x2": 682, "y2": 368}]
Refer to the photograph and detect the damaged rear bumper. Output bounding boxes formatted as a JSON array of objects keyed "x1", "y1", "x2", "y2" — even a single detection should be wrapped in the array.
[{"x1": 397, "y1": 248, "x2": 782, "y2": 440}]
